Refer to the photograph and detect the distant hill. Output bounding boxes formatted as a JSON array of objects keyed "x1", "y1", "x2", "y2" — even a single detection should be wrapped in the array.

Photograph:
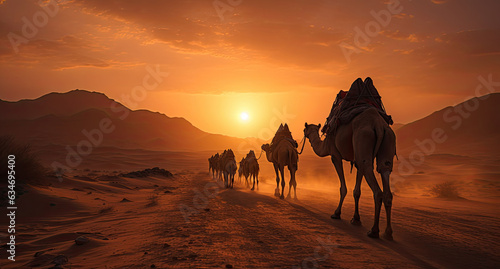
[
  {"x1": 395, "y1": 93, "x2": 500, "y2": 158},
  {"x1": 1, "y1": 90, "x2": 498, "y2": 158},
  {"x1": 0, "y1": 90, "x2": 261, "y2": 152},
  {"x1": 0, "y1": 90, "x2": 121, "y2": 121}
]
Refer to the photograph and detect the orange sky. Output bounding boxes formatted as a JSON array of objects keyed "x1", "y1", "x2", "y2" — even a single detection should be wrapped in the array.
[{"x1": 0, "y1": 0, "x2": 499, "y2": 139}]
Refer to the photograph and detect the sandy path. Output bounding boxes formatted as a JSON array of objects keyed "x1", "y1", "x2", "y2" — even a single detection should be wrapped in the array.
[
  {"x1": 1, "y1": 171, "x2": 499, "y2": 268},
  {"x1": 156, "y1": 172, "x2": 499, "y2": 268}
]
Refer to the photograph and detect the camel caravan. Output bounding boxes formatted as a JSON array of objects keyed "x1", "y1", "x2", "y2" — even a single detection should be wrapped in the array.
[
  {"x1": 208, "y1": 77, "x2": 396, "y2": 240},
  {"x1": 208, "y1": 149, "x2": 237, "y2": 188},
  {"x1": 208, "y1": 123, "x2": 298, "y2": 197}
]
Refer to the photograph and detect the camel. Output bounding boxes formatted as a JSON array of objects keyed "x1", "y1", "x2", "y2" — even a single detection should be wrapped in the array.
[
  {"x1": 217, "y1": 150, "x2": 226, "y2": 182},
  {"x1": 303, "y1": 107, "x2": 396, "y2": 239},
  {"x1": 238, "y1": 157, "x2": 249, "y2": 187},
  {"x1": 221, "y1": 149, "x2": 237, "y2": 188},
  {"x1": 208, "y1": 156, "x2": 213, "y2": 175},
  {"x1": 224, "y1": 159, "x2": 237, "y2": 188},
  {"x1": 245, "y1": 151, "x2": 260, "y2": 191},
  {"x1": 262, "y1": 139, "x2": 298, "y2": 199},
  {"x1": 208, "y1": 153, "x2": 220, "y2": 179}
]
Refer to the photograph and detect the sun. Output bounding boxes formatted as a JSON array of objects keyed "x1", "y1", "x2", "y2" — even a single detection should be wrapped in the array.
[{"x1": 240, "y1": 112, "x2": 249, "y2": 121}]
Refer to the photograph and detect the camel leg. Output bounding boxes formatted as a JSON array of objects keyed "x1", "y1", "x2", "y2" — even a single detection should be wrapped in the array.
[
  {"x1": 377, "y1": 126, "x2": 395, "y2": 240},
  {"x1": 331, "y1": 156, "x2": 347, "y2": 219},
  {"x1": 251, "y1": 173, "x2": 256, "y2": 191},
  {"x1": 353, "y1": 127, "x2": 383, "y2": 238},
  {"x1": 256, "y1": 172, "x2": 259, "y2": 190},
  {"x1": 381, "y1": 171, "x2": 393, "y2": 240},
  {"x1": 273, "y1": 163, "x2": 280, "y2": 197},
  {"x1": 360, "y1": 165, "x2": 382, "y2": 238},
  {"x1": 351, "y1": 169, "x2": 363, "y2": 226},
  {"x1": 291, "y1": 167, "x2": 297, "y2": 200},
  {"x1": 279, "y1": 165, "x2": 286, "y2": 199},
  {"x1": 286, "y1": 168, "x2": 293, "y2": 200}
]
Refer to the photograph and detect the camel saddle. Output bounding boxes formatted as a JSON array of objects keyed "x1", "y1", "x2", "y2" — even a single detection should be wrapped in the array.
[
  {"x1": 270, "y1": 123, "x2": 298, "y2": 152},
  {"x1": 322, "y1": 77, "x2": 393, "y2": 135},
  {"x1": 246, "y1": 150, "x2": 256, "y2": 160}
]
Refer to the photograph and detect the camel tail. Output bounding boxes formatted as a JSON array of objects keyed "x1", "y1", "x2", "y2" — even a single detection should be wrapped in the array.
[{"x1": 373, "y1": 123, "x2": 385, "y2": 158}]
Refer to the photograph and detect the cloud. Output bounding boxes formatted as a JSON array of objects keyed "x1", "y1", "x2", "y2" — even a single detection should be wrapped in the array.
[
  {"x1": 0, "y1": 34, "x2": 130, "y2": 69},
  {"x1": 71, "y1": 0, "x2": 351, "y2": 68},
  {"x1": 437, "y1": 29, "x2": 500, "y2": 55},
  {"x1": 381, "y1": 30, "x2": 421, "y2": 42}
]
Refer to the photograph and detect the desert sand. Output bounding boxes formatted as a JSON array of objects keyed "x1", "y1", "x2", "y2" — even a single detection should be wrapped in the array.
[{"x1": 1, "y1": 147, "x2": 498, "y2": 269}]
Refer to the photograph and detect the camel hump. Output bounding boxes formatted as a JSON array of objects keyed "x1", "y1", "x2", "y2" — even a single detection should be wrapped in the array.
[
  {"x1": 322, "y1": 77, "x2": 393, "y2": 135},
  {"x1": 270, "y1": 123, "x2": 298, "y2": 152},
  {"x1": 246, "y1": 150, "x2": 256, "y2": 159}
]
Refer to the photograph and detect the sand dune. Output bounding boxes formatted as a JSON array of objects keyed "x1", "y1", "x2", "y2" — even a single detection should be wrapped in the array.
[{"x1": 1, "y1": 162, "x2": 498, "y2": 268}]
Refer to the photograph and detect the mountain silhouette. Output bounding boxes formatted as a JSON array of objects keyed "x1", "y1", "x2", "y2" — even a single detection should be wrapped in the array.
[
  {"x1": 1, "y1": 90, "x2": 498, "y2": 155},
  {"x1": 0, "y1": 89, "x2": 257, "y2": 151},
  {"x1": 396, "y1": 93, "x2": 500, "y2": 157}
]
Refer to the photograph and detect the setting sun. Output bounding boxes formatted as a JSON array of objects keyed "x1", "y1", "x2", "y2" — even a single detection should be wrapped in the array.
[{"x1": 240, "y1": 112, "x2": 249, "y2": 121}]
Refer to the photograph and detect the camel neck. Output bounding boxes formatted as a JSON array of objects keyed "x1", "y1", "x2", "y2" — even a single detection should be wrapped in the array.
[{"x1": 308, "y1": 131, "x2": 329, "y2": 157}]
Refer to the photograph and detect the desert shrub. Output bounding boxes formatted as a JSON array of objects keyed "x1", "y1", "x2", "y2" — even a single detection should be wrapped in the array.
[
  {"x1": 430, "y1": 181, "x2": 462, "y2": 199},
  {"x1": 0, "y1": 135, "x2": 46, "y2": 185},
  {"x1": 0, "y1": 136, "x2": 49, "y2": 205}
]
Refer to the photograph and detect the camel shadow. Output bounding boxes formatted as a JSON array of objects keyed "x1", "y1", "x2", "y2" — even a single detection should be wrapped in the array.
[{"x1": 282, "y1": 201, "x2": 436, "y2": 268}]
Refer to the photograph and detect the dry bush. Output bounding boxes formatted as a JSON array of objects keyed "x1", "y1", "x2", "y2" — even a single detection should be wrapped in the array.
[
  {"x1": 430, "y1": 181, "x2": 462, "y2": 199},
  {"x1": 0, "y1": 135, "x2": 46, "y2": 184},
  {"x1": 0, "y1": 136, "x2": 47, "y2": 205}
]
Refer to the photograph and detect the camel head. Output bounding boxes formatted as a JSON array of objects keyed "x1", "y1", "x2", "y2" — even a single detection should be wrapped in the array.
[
  {"x1": 304, "y1": 122, "x2": 321, "y2": 139},
  {"x1": 261, "y1": 143, "x2": 271, "y2": 152}
]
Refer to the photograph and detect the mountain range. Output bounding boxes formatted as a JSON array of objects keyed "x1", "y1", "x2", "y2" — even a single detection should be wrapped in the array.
[
  {"x1": 395, "y1": 93, "x2": 499, "y2": 157},
  {"x1": 0, "y1": 90, "x2": 260, "y2": 152},
  {"x1": 1, "y1": 90, "x2": 498, "y2": 157}
]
